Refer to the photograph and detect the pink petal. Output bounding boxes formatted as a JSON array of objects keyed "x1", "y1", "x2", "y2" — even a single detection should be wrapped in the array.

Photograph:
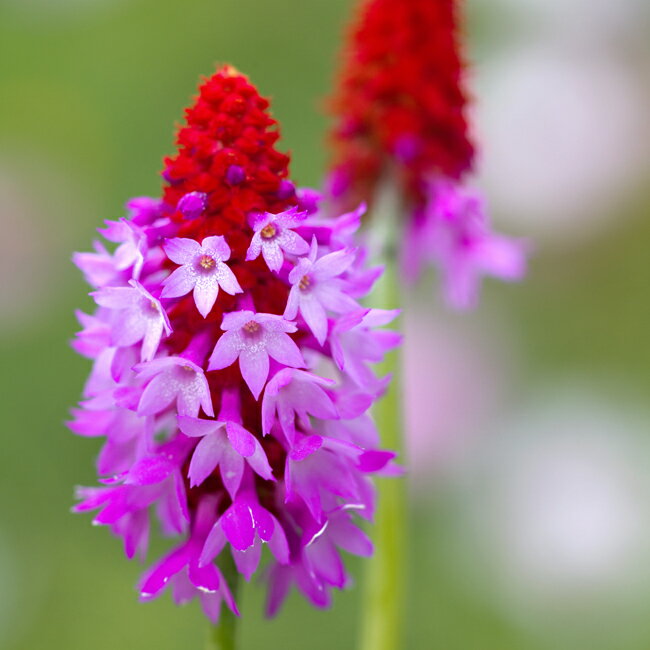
[
  {"x1": 216, "y1": 263, "x2": 243, "y2": 296},
  {"x1": 193, "y1": 280, "x2": 220, "y2": 318},
  {"x1": 265, "y1": 332, "x2": 304, "y2": 368},
  {"x1": 225, "y1": 422, "x2": 256, "y2": 456},
  {"x1": 221, "y1": 501, "x2": 255, "y2": 551},
  {"x1": 245, "y1": 233, "x2": 262, "y2": 261},
  {"x1": 189, "y1": 560, "x2": 221, "y2": 593},
  {"x1": 278, "y1": 229, "x2": 309, "y2": 256},
  {"x1": 188, "y1": 433, "x2": 227, "y2": 487},
  {"x1": 232, "y1": 539, "x2": 262, "y2": 581},
  {"x1": 283, "y1": 285, "x2": 300, "y2": 321},
  {"x1": 177, "y1": 416, "x2": 223, "y2": 438},
  {"x1": 200, "y1": 523, "x2": 227, "y2": 567},
  {"x1": 299, "y1": 295, "x2": 328, "y2": 345},
  {"x1": 202, "y1": 235, "x2": 231, "y2": 261},
  {"x1": 208, "y1": 331, "x2": 241, "y2": 371},
  {"x1": 140, "y1": 546, "x2": 188, "y2": 598},
  {"x1": 138, "y1": 374, "x2": 176, "y2": 415},
  {"x1": 164, "y1": 237, "x2": 201, "y2": 264},
  {"x1": 239, "y1": 349, "x2": 270, "y2": 400},
  {"x1": 261, "y1": 241, "x2": 283, "y2": 272},
  {"x1": 162, "y1": 266, "x2": 195, "y2": 299},
  {"x1": 220, "y1": 447, "x2": 245, "y2": 499}
]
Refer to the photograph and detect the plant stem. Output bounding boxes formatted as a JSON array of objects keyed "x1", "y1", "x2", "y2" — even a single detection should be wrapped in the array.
[
  {"x1": 207, "y1": 554, "x2": 240, "y2": 650},
  {"x1": 360, "y1": 180, "x2": 406, "y2": 650}
]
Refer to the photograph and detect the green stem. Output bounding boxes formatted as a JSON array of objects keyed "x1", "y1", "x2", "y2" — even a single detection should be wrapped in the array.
[
  {"x1": 207, "y1": 553, "x2": 240, "y2": 650},
  {"x1": 359, "y1": 251, "x2": 406, "y2": 650}
]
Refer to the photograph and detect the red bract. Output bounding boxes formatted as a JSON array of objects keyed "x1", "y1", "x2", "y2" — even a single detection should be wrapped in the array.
[{"x1": 328, "y1": 0, "x2": 475, "y2": 209}]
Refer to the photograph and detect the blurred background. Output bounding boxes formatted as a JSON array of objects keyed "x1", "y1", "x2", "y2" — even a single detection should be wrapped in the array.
[{"x1": 1, "y1": 0, "x2": 649, "y2": 648}]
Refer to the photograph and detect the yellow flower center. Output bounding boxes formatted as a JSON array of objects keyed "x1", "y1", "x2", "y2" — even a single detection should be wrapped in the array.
[
  {"x1": 199, "y1": 254, "x2": 216, "y2": 270},
  {"x1": 299, "y1": 275, "x2": 311, "y2": 291},
  {"x1": 261, "y1": 224, "x2": 277, "y2": 239},
  {"x1": 243, "y1": 320, "x2": 261, "y2": 334}
]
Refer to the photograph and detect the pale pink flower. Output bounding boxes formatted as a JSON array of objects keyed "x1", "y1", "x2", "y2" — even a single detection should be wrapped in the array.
[{"x1": 161, "y1": 236, "x2": 242, "y2": 318}]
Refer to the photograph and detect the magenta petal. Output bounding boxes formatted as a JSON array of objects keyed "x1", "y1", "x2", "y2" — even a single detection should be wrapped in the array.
[
  {"x1": 200, "y1": 523, "x2": 227, "y2": 567},
  {"x1": 232, "y1": 539, "x2": 262, "y2": 581},
  {"x1": 357, "y1": 450, "x2": 396, "y2": 473},
  {"x1": 225, "y1": 422, "x2": 256, "y2": 457},
  {"x1": 290, "y1": 435, "x2": 323, "y2": 461},
  {"x1": 221, "y1": 501, "x2": 255, "y2": 551},
  {"x1": 126, "y1": 455, "x2": 175, "y2": 485},
  {"x1": 140, "y1": 547, "x2": 188, "y2": 599},
  {"x1": 268, "y1": 516, "x2": 290, "y2": 564},
  {"x1": 189, "y1": 559, "x2": 221, "y2": 593}
]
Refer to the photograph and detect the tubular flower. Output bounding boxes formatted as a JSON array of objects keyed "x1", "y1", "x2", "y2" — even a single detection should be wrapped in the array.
[
  {"x1": 70, "y1": 66, "x2": 400, "y2": 622},
  {"x1": 327, "y1": 0, "x2": 527, "y2": 308}
]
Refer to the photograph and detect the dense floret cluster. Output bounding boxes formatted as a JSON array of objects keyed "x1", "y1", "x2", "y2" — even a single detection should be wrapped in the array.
[{"x1": 70, "y1": 66, "x2": 400, "y2": 621}]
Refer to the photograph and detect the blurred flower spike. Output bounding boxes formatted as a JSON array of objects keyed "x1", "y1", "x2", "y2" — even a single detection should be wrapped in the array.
[
  {"x1": 328, "y1": 0, "x2": 528, "y2": 308},
  {"x1": 70, "y1": 66, "x2": 401, "y2": 622}
]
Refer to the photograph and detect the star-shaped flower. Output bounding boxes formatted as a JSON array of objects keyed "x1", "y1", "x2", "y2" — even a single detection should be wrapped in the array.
[
  {"x1": 208, "y1": 311, "x2": 305, "y2": 399},
  {"x1": 91, "y1": 280, "x2": 171, "y2": 361},
  {"x1": 178, "y1": 415, "x2": 274, "y2": 493},
  {"x1": 136, "y1": 357, "x2": 214, "y2": 418},
  {"x1": 245, "y1": 208, "x2": 310, "y2": 272},
  {"x1": 161, "y1": 236, "x2": 242, "y2": 318},
  {"x1": 284, "y1": 238, "x2": 359, "y2": 345},
  {"x1": 261, "y1": 369, "x2": 337, "y2": 441}
]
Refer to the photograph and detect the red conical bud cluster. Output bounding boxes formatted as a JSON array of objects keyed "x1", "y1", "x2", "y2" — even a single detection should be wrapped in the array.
[{"x1": 328, "y1": 0, "x2": 475, "y2": 209}]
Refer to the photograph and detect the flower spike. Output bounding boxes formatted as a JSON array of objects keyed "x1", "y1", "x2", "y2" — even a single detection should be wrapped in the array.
[{"x1": 70, "y1": 66, "x2": 399, "y2": 621}]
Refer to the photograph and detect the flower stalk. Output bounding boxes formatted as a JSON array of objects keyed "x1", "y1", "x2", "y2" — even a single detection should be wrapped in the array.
[{"x1": 360, "y1": 182, "x2": 406, "y2": 650}]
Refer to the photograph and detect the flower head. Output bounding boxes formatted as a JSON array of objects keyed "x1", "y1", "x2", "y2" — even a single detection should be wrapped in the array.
[
  {"x1": 70, "y1": 66, "x2": 399, "y2": 621},
  {"x1": 328, "y1": 0, "x2": 527, "y2": 307},
  {"x1": 245, "y1": 208, "x2": 310, "y2": 272},
  {"x1": 162, "y1": 236, "x2": 242, "y2": 318}
]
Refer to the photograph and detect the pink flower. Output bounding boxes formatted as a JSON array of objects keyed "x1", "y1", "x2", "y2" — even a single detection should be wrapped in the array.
[
  {"x1": 424, "y1": 181, "x2": 528, "y2": 309},
  {"x1": 208, "y1": 311, "x2": 305, "y2": 399},
  {"x1": 245, "y1": 208, "x2": 310, "y2": 272},
  {"x1": 136, "y1": 357, "x2": 214, "y2": 417},
  {"x1": 139, "y1": 497, "x2": 239, "y2": 623},
  {"x1": 284, "y1": 239, "x2": 359, "y2": 345},
  {"x1": 161, "y1": 236, "x2": 242, "y2": 318},
  {"x1": 331, "y1": 309, "x2": 402, "y2": 393},
  {"x1": 178, "y1": 414, "x2": 274, "y2": 493},
  {"x1": 91, "y1": 280, "x2": 171, "y2": 361},
  {"x1": 99, "y1": 218, "x2": 147, "y2": 279},
  {"x1": 200, "y1": 491, "x2": 290, "y2": 581},
  {"x1": 261, "y1": 368, "x2": 338, "y2": 441}
]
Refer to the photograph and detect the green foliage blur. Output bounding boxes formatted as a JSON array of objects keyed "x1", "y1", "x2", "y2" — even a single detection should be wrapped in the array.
[{"x1": 0, "y1": 1, "x2": 649, "y2": 649}]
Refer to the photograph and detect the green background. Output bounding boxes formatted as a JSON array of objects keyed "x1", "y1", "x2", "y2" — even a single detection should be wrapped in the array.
[{"x1": 1, "y1": 1, "x2": 649, "y2": 648}]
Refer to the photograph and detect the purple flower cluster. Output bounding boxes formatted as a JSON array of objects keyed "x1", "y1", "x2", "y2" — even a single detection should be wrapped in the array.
[
  {"x1": 69, "y1": 68, "x2": 400, "y2": 622},
  {"x1": 402, "y1": 179, "x2": 528, "y2": 310}
]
